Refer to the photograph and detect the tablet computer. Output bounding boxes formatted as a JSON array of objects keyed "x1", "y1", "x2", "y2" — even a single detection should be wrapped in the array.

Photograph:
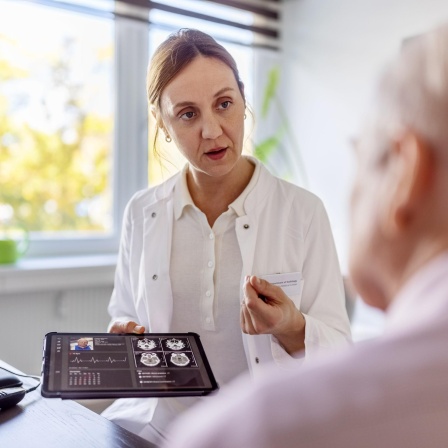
[{"x1": 41, "y1": 332, "x2": 219, "y2": 399}]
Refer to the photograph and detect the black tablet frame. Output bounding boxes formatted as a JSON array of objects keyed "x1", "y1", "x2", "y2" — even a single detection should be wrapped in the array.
[{"x1": 41, "y1": 332, "x2": 219, "y2": 399}]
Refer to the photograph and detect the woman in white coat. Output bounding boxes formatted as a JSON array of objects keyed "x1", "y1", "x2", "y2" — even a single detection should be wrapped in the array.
[{"x1": 102, "y1": 28, "x2": 351, "y2": 445}]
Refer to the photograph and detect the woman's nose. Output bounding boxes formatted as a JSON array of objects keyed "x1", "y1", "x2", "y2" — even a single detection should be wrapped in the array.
[{"x1": 201, "y1": 112, "x2": 223, "y2": 140}]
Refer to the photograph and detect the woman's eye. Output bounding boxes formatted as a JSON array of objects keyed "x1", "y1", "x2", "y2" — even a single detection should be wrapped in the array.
[
  {"x1": 180, "y1": 111, "x2": 195, "y2": 120},
  {"x1": 218, "y1": 101, "x2": 231, "y2": 110}
]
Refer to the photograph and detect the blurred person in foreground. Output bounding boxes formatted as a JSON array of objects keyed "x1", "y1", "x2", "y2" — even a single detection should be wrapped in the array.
[{"x1": 163, "y1": 22, "x2": 448, "y2": 448}]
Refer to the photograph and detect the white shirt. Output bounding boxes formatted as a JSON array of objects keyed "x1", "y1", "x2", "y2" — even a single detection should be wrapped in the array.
[
  {"x1": 148, "y1": 162, "x2": 259, "y2": 437},
  {"x1": 163, "y1": 252, "x2": 448, "y2": 448}
]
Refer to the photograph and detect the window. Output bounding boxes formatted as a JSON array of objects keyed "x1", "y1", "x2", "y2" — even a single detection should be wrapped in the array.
[
  {"x1": 1, "y1": 3, "x2": 114, "y2": 234},
  {"x1": 0, "y1": 1, "x2": 119, "y2": 256},
  {"x1": 0, "y1": 0, "x2": 280, "y2": 258}
]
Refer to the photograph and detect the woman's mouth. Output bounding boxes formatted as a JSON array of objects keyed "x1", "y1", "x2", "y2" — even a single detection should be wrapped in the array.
[{"x1": 205, "y1": 147, "x2": 227, "y2": 160}]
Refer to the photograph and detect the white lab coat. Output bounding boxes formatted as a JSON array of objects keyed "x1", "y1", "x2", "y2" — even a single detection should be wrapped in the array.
[{"x1": 104, "y1": 157, "x2": 351, "y2": 434}]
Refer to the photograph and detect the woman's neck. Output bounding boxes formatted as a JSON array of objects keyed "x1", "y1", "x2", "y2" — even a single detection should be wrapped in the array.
[{"x1": 186, "y1": 157, "x2": 255, "y2": 227}]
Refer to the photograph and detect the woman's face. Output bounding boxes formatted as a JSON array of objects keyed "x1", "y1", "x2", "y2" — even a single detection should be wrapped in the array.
[{"x1": 159, "y1": 56, "x2": 246, "y2": 180}]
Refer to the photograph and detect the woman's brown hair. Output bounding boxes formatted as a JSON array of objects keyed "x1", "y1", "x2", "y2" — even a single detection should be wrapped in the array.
[{"x1": 147, "y1": 28, "x2": 245, "y2": 110}]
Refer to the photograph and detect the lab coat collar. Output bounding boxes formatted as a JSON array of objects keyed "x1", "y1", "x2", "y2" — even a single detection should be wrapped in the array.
[{"x1": 166, "y1": 156, "x2": 274, "y2": 221}]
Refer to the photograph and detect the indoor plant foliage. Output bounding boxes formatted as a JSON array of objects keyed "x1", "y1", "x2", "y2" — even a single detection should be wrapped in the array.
[{"x1": 254, "y1": 66, "x2": 308, "y2": 187}]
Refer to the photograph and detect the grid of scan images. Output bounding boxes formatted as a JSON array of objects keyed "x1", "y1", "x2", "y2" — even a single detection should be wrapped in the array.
[{"x1": 132, "y1": 336, "x2": 199, "y2": 369}]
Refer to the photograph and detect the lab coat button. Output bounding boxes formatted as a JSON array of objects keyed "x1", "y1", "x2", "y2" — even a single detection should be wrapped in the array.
[
  {"x1": 255, "y1": 357, "x2": 259, "y2": 364},
  {"x1": 152, "y1": 274, "x2": 158, "y2": 280},
  {"x1": 243, "y1": 224, "x2": 249, "y2": 229},
  {"x1": 209, "y1": 233, "x2": 214, "y2": 239},
  {"x1": 151, "y1": 212, "x2": 156, "y2": 218},
  {"x1": 208, "y1": 261, "x2": 213, "y2": 268}
]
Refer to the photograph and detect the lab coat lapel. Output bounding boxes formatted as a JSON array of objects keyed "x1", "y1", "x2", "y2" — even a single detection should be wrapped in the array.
[
  {"x1": 236, "y1": 160, "x2": 278, "y2": 376},
  {"x1": 141, "y1": 196, "x2": 175, "y2": 333}
]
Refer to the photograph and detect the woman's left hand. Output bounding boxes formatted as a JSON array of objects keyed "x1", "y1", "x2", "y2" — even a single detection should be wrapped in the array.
[{"x1": 240, "y1": 275, "x2": 306, "y2": 355}]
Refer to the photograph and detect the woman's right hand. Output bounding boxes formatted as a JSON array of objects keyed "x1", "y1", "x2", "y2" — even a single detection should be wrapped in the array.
[{"x1": 109, "y1": 320, "x2": 146, "y2": 334}]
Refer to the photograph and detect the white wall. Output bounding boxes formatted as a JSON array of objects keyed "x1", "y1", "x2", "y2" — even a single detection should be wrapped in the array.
[
  {"x1": 0, "y1": 286, "x2": 112, "y2": 375},
  {"x1": 280, "y1": 0, "x2": 448, "y2": 272}
]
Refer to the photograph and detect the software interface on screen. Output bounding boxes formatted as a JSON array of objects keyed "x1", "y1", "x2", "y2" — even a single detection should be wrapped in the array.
[{"x1": 44, "y1": 333, "x2": 215, "y2": 396}]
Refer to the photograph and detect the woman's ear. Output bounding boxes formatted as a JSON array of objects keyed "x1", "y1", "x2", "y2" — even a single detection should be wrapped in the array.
[
  {"x1": 151, "y1": 105, "x2": 168, "y2": 134},
  {"x1": 149, "y1": 104, "x2": 157, "y2": 120},
  {"x1": 239, "y1": 82, "x2": 246, "y2": 105},
  {"x1": 150, "y1": 105, "x2": 159, "y2": 123}
]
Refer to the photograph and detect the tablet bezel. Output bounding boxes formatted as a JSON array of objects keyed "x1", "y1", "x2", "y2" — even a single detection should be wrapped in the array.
[{"x1": 41, "y1": 332, "x2": 219, "y2": 399}]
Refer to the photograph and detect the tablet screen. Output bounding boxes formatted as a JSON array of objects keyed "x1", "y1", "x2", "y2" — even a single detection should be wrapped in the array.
[{"x1": 41, "y1": 332, "x2": 218, "y2": 399}]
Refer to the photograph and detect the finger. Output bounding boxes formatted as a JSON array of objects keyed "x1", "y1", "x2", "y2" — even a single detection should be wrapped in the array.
[
  {"x1": 243, "y1": 275, "x2": 264, "y2": 307},
  {"x1": 240, "y1": 303, "x2": 258, "y2": 335},
  {"x1": 249, "y1": 276, "x2": 286, "y2": 304},
  {"x1": 131, "y1": 324, "x2": 146, "y2": 334},
  {"x1": 240, "y1": 304, "x2": 247, "y2": 333},
  {"x1": 110, "y1": 321, "x2": 145, "y2": 334},
  {"x1": 243, "y1": 279, "x2": 271, "y2": 312}
]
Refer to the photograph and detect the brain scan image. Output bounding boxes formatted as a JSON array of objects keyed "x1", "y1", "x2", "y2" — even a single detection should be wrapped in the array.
[
  {"x1": 137, "y1": 338, "x2": 157, "y2": 351},
  {"x1": 166, "y1": 338, "x2": 186, "y2": 351},
  {"x1": 140, "y1": 352, "x2": 161, "y2": 367},
  {"x1": 170, "y1": 353, "x2": 190, "y2": 367}
]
